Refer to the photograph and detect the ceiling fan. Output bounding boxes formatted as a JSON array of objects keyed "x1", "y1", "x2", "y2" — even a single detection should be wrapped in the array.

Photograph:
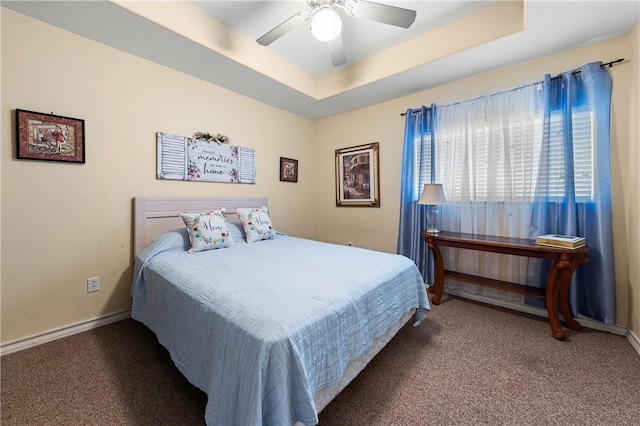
[{"x1": 256, "y1": 0, "x2": 417, "y2": 67}]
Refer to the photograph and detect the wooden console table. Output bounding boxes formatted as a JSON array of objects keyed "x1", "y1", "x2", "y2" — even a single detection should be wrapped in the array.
[{"x1": 423, "y1": 231, "x2": 589, "y2": 341}]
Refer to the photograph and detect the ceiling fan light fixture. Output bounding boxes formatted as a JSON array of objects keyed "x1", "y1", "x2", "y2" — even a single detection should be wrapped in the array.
[{"x1": 310, "y1": 7, "x2": 342, "y2": 42}]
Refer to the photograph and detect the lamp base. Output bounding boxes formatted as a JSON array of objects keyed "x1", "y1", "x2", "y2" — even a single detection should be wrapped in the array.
[{"x1": 426, "y1": 205, "x2": 441, "y2": 235}]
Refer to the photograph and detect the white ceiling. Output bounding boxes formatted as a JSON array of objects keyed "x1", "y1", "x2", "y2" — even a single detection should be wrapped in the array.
[
  {"x1": 3, "y1": 1, "x2": 639, "y2": 120},
  {"x1": 192, "y1": 1, "x2": 498, "y2": 78}
]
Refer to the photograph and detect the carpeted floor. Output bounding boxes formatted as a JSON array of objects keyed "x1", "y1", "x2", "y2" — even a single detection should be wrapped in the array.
[{"x1": 2, "y1": 296, "x2": 639, "y2": 425}]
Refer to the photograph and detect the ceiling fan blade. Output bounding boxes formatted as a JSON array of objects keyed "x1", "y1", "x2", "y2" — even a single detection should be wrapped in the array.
[
  {"x1": 328, "y1": 34, "x2": 347, "y2": 67},
  {"x1": 350, "y1": 0, "x2": 417, "y2": 28},
  {"x1": 257, "y1": 11, "x2": 307, "y2": 46}
]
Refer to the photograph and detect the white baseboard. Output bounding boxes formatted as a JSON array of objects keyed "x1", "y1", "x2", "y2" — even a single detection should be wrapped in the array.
[
  {"x1": 0, "y1": 310, "x2": 131, "y2": 356},
  {"x1": 627, "y1": 328, "x2": 640, "y2": 356},
  {"x1": 443, "y1": 288, "x2": 630, "y2": 336}
]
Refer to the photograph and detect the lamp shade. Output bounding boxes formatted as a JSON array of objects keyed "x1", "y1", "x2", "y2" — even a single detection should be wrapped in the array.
[
  {"x1": 311, "y1": 7, "x2": 342, "y2": 41},
  {"x1": 417, "y1": 183, "x2": 447, "y2": 205}
]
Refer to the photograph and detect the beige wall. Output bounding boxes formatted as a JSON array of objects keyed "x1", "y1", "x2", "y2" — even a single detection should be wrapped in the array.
[
  {"x1": 314, "y1": 36, "x2": 636, "y2": 328},
  {"x1": 0, "y1": 9, "x2": 315, "y2": 344},
  {"x1": 2, "y1": 8, "x2": 638, "y2": 345},
  {"x1": 628, "y1": 23, "x2": 640, "y2": 339}
]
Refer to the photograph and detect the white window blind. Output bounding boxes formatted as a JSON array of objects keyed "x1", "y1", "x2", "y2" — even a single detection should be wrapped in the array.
[
  {"x1": 537, "y1": 109, "x2": 593, "y2": 200},
  {"x1": 414, "y1": 109, "x2": 593, "y2": 201}
]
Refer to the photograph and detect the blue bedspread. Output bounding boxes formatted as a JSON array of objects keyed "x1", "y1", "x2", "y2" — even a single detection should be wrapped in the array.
[{"x1": 131, "y1": 228, "x2": 429, "y2": 425}]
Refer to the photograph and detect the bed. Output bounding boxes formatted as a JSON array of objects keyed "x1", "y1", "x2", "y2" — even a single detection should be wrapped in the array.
[{"x1": 131, "y1": 196, "x2": 430, "y2": 425}]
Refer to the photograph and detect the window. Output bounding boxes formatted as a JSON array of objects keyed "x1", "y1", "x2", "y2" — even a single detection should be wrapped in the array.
[
  {"x1": 414, "y1": 109, "x2": 594, "y2": 202},
  {"x1": 537, "y1": 109, "x2": 593, "y2": 201}
]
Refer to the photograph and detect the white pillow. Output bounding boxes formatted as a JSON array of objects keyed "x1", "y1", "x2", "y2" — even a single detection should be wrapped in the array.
[
  {"x1": 180, "y1": 209, "x2": 235, "y2": 253},
  {"x1": 235, "y1": 206, "x2": 276, "y2": 243}
]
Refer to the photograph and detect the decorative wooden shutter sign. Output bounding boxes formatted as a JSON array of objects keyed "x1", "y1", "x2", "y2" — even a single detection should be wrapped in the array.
[{"x1": 156, "y1": 132, "x2": 256, "y2": 184}]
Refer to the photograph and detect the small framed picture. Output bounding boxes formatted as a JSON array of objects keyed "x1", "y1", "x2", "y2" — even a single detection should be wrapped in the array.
[
  {"x1": 16, "y1": 109, "x2": 85, "y2": 163},
  {"x1": 279, "y1": 157, "x2": 298, "y2": 182},
  {"x1": 335, "y1": 142, "x2": 380, "y2": 207}
]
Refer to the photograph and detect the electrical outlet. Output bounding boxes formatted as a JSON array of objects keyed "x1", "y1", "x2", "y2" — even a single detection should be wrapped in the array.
[{"x1": 87, "y1": 277, "x2": 100, "y2": 293}]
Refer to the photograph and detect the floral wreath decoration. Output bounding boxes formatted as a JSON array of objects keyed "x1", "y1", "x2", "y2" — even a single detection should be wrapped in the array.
[{"x1": 192, "y1": 132, "x2": 230, "y2": 145}]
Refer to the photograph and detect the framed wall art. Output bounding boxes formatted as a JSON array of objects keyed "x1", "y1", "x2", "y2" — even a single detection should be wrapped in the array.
[
  {"x1": 335, "y1": 142, "x2": 380, "y2": 207},
  {"x1": 279, "y1": 157, "x2": 298, "y2": 182},
  {"x1": 16, "y1": 109, "x2": 85, "y2": 163}
]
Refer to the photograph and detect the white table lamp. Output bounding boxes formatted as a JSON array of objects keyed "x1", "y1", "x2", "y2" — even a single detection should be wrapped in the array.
[{"x1": 418, "y1": 183, "x2": 447, "y2": 235}]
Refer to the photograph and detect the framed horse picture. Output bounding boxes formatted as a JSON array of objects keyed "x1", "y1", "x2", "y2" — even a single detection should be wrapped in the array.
[{"x1": 16, "y1": 109, "x2": 85, "y2": 163}]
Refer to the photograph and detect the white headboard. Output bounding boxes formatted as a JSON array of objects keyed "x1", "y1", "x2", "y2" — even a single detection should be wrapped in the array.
[{"x1": 133, "y1": 196, "x2": 268, "y2": 257}]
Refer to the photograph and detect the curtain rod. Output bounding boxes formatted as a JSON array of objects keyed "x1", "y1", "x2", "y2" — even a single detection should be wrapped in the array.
[{"x1": 400, "y1": 58, "x2": 626, "y2": 116}]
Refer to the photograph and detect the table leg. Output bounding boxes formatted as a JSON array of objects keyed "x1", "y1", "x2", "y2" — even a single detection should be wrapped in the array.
[
  {"x1": 428, "y1": 241, "x2": 445, "y2": 305},
  {"x1": 558, "y1": 256, "x2": 589, "y2": 331},
  {"x1": 546, "y1": 259, "x2": 566, "y2": 341}
]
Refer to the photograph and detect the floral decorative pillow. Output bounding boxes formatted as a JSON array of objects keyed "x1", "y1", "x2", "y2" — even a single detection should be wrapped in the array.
[
  {"x1": 236, "y1": 206, "x2": 276, "y2": 243},
  {"x1": 180, "y1": 209, "x2": 234, "y2": 253}
]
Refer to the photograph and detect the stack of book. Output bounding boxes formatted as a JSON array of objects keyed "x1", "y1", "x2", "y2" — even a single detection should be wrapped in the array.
[{"x1": 535, "y1": 234, "x2": 586, "y2": 249}]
